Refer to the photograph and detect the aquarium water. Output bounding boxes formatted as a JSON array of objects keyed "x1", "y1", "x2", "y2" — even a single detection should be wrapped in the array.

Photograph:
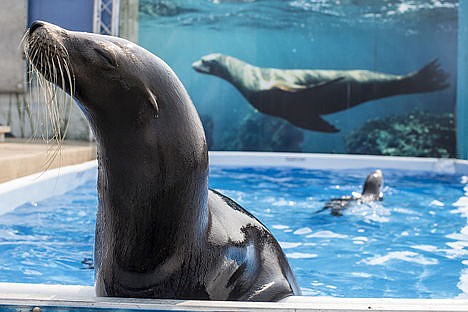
[
  {"x1": 0, "y1": 166, "x2": 467, "y2": 299},
  {"x1": 138, "y1": 0, "x2": 458, "y2": 153}
]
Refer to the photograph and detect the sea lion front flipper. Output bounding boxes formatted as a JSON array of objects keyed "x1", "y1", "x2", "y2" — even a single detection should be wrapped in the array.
[
  {"x1": 270, "y1": 77, "x2": 345, "y2": 93},
  {"x1": 287, "y1": 113, "x2": 340, "y2": 133}
]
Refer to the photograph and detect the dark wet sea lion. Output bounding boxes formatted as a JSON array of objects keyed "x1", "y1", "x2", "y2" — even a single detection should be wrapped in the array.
[
  {"x1": 192, "y1": 54, "x2": 449, "y2": 132},
  {"x1": 24, "y1": 21, "x2": 300, "y2": 301},
  {"x1": 319, "y1": 170, "x2": 383, "y2": 216}
]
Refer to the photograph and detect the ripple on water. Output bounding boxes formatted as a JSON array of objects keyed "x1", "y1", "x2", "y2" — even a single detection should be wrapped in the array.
[
  {"x1": 286, "y1": 252, "x2": 318, "y2": 259},
  {"x1": 306, "y1": 231, "x2": 347, "y2": 239},
  {"x1": 294, "y1": 227, "x2": 313, "y2": 235},
  {"x1": 362, "y1": 251, "x2": 439, "y2": 266},
  {"x1": 279, "y1": 242, "x2": 302, "y2": 249}
]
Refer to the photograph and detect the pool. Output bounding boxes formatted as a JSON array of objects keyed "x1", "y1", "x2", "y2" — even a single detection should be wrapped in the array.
[{"x1": 0, "y1": 152, "x2": 468, "y2": 310}]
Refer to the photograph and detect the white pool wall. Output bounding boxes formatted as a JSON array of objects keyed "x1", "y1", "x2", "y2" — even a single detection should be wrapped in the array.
[
  {"x1": 2, "y1": 152, "x2": 468, "y2": 216},
  {"x1": 209, "y1": 152, "x2": 468, "y2": 174},
  {"x1": 0, "y1": 159, "x2": 97, "y2": 216}
]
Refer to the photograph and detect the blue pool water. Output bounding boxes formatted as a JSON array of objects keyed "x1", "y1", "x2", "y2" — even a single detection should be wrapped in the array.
[{"x1": 0, "y1": 166, "x2": 467, "y2": 298}]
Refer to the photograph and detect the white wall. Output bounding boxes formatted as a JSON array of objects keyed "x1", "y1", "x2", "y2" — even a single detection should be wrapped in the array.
[{"x1": 0, "y1": 0, "x2": 27, "y2": 94}]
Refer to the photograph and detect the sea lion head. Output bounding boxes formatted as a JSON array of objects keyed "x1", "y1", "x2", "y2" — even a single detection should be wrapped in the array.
[
  {"x1": 24, "y1": 21, "x2": 207, "y2": 176},
  {"x1": 362, "y1": 169, "x2": 384, "y2": 200},
  {"x1": 192, "y1": 53, "x2": 227, "y2": 76},
  {"x1": 24, "y1": 21, "x2": 162, "y2": 120}
]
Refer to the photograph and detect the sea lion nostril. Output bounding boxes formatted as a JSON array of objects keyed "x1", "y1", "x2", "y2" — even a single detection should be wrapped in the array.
[{"x1": 29, "y1": 21, "x2": 45, "y2": 35}]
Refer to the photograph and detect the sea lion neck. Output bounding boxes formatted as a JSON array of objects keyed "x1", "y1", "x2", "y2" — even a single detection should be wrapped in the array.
[
  {"x1": 96, "y1": 135, "x2": 210, "y2": 270},
  {"x1": 91, "y1": 99, "x2": 210, "y2": 270},
  {"x1": 217, "y1": 56, "x2": 255, "y2": 92}
]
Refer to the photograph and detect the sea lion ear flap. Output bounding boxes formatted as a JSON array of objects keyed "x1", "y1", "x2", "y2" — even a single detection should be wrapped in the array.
[{"x1": 145, "y1": 86, "x2": 159, "y2": 118}]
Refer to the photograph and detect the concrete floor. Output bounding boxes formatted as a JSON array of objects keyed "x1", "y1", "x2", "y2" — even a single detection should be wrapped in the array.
[{"x1": 0, "y1": 138, "x2": 96, "y2": 183}]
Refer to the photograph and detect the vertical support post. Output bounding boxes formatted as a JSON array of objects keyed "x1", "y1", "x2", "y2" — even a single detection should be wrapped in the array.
[
  {"x1": 119, "y1": 0, "x2": 139, "y2": 43},
  {"x1": 93, "y1": 0, "x2": 101, "y2": 34},
  {"x1": 457, "y1": 2, "x2": 468, "y2": 159},
  {"x1": 112, "y1": 0, "x2": 120, "y2": 36}
]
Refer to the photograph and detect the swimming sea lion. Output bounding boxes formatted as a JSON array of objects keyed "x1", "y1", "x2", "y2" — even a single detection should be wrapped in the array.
[
  {"x1": 319, "y1": 169, "x2": 383, "y2": 216},
  {"x1": 24, "y1": 21, "x2": 300, "y2": 301},
  {"x1": 192, "y1": 54, "x2": 449, "y2": 132}
]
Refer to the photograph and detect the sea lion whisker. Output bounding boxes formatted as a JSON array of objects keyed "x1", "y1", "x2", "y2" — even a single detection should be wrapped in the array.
[
  {"x1": 49, "y1": 65, "x2": 63, "y2": 141},
  {"x1": 55, "y1": 55, "x2": 73, "y2": 141},
  {"x1": 41, "y1": 70, "x2": 60, "y2": 139},
  {"x1": 63, "y1": 60, "x2": 75, "y2": 96},
  {"x1": 30, "y1": 43, "x2": 41, "y2": 63},
  {"x1": 50, "y1": 54, "x2": 58, "y2": 86},
  {"x1": 57, "y1": 41, "x2": 70, "y2": 59},
  {"x1": 36, "y1": 74, "x2": 52, "y2": 141},
  {"x1": 19, "y1": 31, "x2": 29, "y2": 51},
  {"x1": 45, "y1": 61, "x2": 61, "y2": 134},
  {"x1": 26, "y1": 36, "x2": 38, "y2": 53},
  {"x1": 30, "y1": 59, "x2": 50, "y2": 140},
  {"x1": 57, "y1": 56, "x2": 70, "y2": 108},
  {"x1": 26, "y1": 47, "x2": 37, "y2": 74}
]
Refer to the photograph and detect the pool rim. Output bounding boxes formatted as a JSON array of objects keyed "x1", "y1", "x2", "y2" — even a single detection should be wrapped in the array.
[{"x1": 1, "y1": 151, "x2": 468, "y2": 215}]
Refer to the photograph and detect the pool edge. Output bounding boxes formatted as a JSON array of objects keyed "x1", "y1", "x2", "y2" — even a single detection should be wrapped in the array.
[
  {"x1": 209, "y1": 152, "x2": 468, "y2": 174},
  {"x1": 0, "y1": 282, "x2": 467, "y2": 311}
]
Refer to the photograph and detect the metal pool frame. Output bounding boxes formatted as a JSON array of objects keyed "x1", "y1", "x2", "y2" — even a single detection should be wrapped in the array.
[{"x1": 1, "y1": 152, "x2": 467, "y2": 311}]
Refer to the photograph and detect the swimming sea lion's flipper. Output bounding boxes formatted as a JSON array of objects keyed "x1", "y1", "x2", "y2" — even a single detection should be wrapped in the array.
[
  {"x1": 271, "y1": 77, "x2": 345, "y2": 93},
  {"x1": 316, "y1": 196, "x2": 354, "y2": 216},
  {"x1": 405, "y1": 59, "x2": 449, "y2": 93},
  {"x1": 287, "y1": 113, "x2": 340, "y2": 133}
]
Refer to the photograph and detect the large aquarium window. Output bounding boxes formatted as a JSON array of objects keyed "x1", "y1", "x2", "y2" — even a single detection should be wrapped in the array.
[{"x1": 138, "y1": 0, "x2": 457, "y2": 157}]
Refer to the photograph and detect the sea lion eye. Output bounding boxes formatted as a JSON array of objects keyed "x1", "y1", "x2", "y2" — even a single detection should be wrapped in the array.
[{"x1": 94, "y1": 47, "x2": 117, "y2": 67}]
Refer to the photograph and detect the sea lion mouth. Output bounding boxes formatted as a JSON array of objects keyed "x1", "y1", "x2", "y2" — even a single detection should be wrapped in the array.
[
  {"x1": 21, "y1": 21, "x2": 75, "y2": 142},
  {"x1": 192, "y1": 60, "x2": 210, "y2": 73},
  {"x1": 23, "y1": 21, "x2": 74, "y2": 92}
]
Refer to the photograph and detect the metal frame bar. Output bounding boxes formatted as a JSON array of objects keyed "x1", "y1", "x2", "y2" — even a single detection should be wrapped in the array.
[{"x1": 93, "y1": 0, "x2": 120, "y2": 36}]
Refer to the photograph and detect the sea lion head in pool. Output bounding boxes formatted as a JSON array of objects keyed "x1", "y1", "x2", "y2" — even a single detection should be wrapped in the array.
[
  {"x1": 361, "y1": 169, "x2": 383, "y2": 202},
  {"x1": 319, "y1": 169, "x2": 383, "y2": 216},
  {"x1": 24, "y1": 21, "x2": 300, "y2": 301},
  {"x1": 192, "y1": 53, "x2": 226, "y2": 75}
]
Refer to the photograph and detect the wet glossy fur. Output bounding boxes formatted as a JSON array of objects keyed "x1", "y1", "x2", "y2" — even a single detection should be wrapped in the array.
[{"x1": 25, "y1": 21, "x2": 300, "y2": 301}]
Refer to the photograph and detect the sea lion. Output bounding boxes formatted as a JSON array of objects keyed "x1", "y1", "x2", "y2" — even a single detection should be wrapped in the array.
[
  {"x1": 192, "y1": 53, "x2": 449, "y2": 132},
  {"x1": 318, "y1": 169, "x2": 383, "y2": 216},
  {"x1": 24, "y1": 21, "x2": 300, "y2": 301}
]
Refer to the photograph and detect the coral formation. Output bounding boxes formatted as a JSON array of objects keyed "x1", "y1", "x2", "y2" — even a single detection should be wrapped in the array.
[{"x1": 345, "y1": 111, "x2": 455, "y2": 158}]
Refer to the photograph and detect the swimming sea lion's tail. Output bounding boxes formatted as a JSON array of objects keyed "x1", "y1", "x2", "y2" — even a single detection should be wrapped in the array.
[{"x1": 404, "y1": 59, "x2": 450, "y2": 93}]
